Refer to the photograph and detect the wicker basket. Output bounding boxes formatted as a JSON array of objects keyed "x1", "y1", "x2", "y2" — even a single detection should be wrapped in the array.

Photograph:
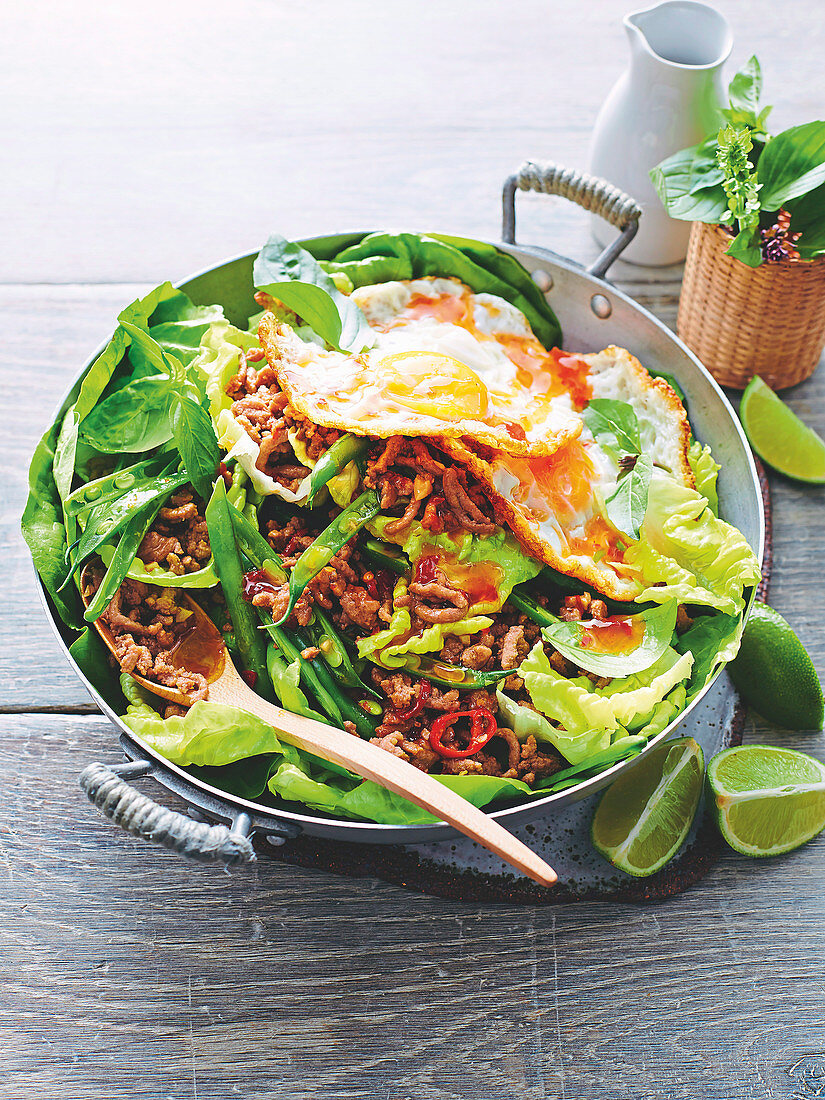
[{"x1": 677, "y1": 221, "x2": 825, "y2": 390}]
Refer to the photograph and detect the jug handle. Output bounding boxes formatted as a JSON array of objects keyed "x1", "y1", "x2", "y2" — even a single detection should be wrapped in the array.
[{"x1": 502, "y1": 161, "x2": 641, "y2": 280}]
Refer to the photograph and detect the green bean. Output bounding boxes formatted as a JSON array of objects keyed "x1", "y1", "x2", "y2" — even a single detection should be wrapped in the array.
[
  {"x1": 83, "y1": 500, "x2": 167, "y2": 621},
  {"x1": 362, "y1": 538, "x2": 410, "y2": 577},
  {"x1": 228, "y1": 505, "x2": 378, "y2": 698},
  {"x1": 228, "y1": 504, "x2": 289, "y2": 581},
  {"x1": 258, "y1": 617, "x2": 343, "y2": 725},
  {"x1": 308, "y1": 656, "x2": 379, "y2": 738},
  {"x1": 61, "y1": 468, "x2": 189, "y2": 592},
  {"x1": 508, "y1": 587, "x2": 556, "y2": 627},
  {"x1": 376, "y1": 652, "x2": 511, "y2": 691},
  {"x1": 308, "y1": 606, "x2": 381, "y2": 699},
  {"x1": 306, "y1": 433, "x2": 371, "y2": 505},
  {"x1": 273, "y1": 489, "x2": 380, "y2": 626},
  {"x1": 204, "y1": 480, "x2": 274, "y2": 701},
  {"x1": 531, "y1": 571, "x2": 653, "y2": 617},
  {"x1": 64, "y1": 454, "x2": 177, "y2": 517}
]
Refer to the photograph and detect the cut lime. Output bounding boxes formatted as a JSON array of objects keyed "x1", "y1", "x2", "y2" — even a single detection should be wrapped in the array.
[
  {"x1": 739, "y1": 376, "x2": 825, "y2": 484},
  {"x1": 591, "y1": 737, "x2": 704, "y2": 877},
  {"x1": 708, "y1": 745, "x2": 825, "y2": 856},
  {"x1": 728, "y1": 601, "x2": 824, "y2": 730}
]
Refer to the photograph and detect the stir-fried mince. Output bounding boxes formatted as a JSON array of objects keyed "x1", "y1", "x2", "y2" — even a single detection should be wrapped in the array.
[
  {"x1": 226, "y1": 343, "x2": 339, "y2": 488},
  {"x1": 137, "y1": 488, "x2": 210, "y2": 575},
  {"x1": 84, "y1": 569, "x2": 208, "y2": 702},
  {"x1": 363, "y1": 436, "x2": 497, "y2": 537}
]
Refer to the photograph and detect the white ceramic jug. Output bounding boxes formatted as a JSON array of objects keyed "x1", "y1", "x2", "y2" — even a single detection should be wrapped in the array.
[{"x1": 589, "y1": 0, "x2": 731, "y2": 266}]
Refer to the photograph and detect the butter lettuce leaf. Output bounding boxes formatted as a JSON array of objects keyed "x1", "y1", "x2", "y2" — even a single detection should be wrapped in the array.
[
  {"x1": 370, "y1": 516, "x2": 542, "y2": 614},
  {"x1": 521, "y1": 641, "x2": 693, "y2": 747},
  {"x1": 356, "y1": 579, "x2": 493, "y2": 664},
  {"x1": 626, "y1": 475, "x2": 761, "y2": 613},
  {"x1": 195, "y1": 320, "x2": 311, "y2": 500},
  {"x1": 687, "y1": 439, "x2": 720, "y2": 515}
]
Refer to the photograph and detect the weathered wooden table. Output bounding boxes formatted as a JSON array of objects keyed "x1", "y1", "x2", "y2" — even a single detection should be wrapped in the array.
[{"x1": 2, "y1": 2, "x2": 824, "y2": 1097}]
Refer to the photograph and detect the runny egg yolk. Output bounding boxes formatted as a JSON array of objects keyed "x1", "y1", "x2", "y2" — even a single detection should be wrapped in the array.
[{"x1": 377, "y1": 351, "x2": 490, "y2": 420}]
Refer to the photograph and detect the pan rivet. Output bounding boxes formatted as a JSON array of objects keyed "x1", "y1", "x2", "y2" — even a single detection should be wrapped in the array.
[
  {"x1": 532, "y1": 269, "x2": 553, "y2": 293},
  {"x1": 591, "y1": 293, "x2": 612, "y2": 319}
]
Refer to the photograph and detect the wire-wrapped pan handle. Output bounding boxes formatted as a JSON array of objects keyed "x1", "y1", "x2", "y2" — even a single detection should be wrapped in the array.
[
  {"x1": 502, "y1": 161, "x2": 642, "y2": 278},
  {"x1": 79, "y1": 761, "x2": 256, "y2": 864}
]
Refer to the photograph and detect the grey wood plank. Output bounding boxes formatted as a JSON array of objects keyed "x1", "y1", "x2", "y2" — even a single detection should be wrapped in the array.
[
  {"x1": 1, "y1": 285, "x2": 152, "y2": 709},
  {"x1": 2, "y1": 0, "x2": 824, "y2": 285},
  {"x1": 0, "y1": 712, "x2": 823, "y2": 1100}
]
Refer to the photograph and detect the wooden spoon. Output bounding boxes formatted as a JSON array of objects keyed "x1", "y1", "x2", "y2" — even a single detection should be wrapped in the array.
[{"x1": 82, "y1": 576, "x2": 557, "y2": 887}]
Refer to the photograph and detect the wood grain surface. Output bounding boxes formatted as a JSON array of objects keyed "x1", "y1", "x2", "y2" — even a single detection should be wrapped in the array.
[{"x1": 3, "y1": 1, "x2": 825, "y2": 1097}]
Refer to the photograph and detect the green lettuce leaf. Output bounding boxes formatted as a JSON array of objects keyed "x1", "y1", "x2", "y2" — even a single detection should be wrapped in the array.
[
  {"x1": 495, "y1": 688, "x2": 616, "y2": 762},
  {"x1": 625, "y1": 474, "x2": 761, "y2": 613},
  {"x1": 21, "y1": 417, "x2": 84, "y2": 629},
  {"x1": 195, "y1": 320, "x2": 312, "y2": 500},
  {"x1": 356, "y1": 579, "x2": 493, "y2": 663},
  {"x1": 123, "y1": 688, "x2": 535, "y2": 823},
  {"x1": 322, "y1": 231, "x2": 562, "y2": 349},
  {"x1": 539, "y1": 599, "x2": 678, "y2": 678},
  {"x1": 687, "y1": 439, "x2": 720, "y2": 515},
  {"x1": 369, "y1": 516, "x2": 542, "y2": 613},
  {"x1": 521, "y1": 641, "x2": 693, "y2": 745}
]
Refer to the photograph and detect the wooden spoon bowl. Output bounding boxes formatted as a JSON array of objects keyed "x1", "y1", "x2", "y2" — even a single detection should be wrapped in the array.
[{"x1": 80, "y1": 568, "x2": 557, "y2": 887}]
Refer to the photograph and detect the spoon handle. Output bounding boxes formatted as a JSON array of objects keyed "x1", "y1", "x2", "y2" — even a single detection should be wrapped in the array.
[{"x1": 209, "y1": 669, "x2": 557, "y2": 888}]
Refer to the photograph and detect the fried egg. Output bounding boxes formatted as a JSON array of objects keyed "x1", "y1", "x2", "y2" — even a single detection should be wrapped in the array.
[
  {"x1": 258, "y1": 277, "x2": 589, "y2": 457},
  {"x1": 439, "y1": 348, "x2": 693, "y2": 601}
]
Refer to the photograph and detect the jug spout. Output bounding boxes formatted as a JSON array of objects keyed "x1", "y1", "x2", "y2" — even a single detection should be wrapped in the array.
[{"x1": 625, "y1": 0, "x2": 732, "y2": 70}]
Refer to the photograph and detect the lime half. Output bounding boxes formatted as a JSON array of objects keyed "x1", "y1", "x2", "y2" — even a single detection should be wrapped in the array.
[
  {"x1": 591, "y1": 737, "x2": 704, "y2": 877},
  {"x1": 708, "y1": 745, "x2": 825, "y2": 856},
  {"x1": 739, "y1": 376, "x2": 825, "y2": 484},
  {"x1": 727, "y1": 602, "x2": 824, "y2": 730}
]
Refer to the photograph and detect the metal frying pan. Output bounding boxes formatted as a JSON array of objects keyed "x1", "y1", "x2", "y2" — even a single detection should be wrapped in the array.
[{"x1": 37, "y1": 162, "x2": 763, "y2": 863}]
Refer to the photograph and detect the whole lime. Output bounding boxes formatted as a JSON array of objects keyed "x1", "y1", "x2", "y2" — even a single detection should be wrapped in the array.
[{"x1": 728, "y1": 602, "x2": 823, "y2": 730}]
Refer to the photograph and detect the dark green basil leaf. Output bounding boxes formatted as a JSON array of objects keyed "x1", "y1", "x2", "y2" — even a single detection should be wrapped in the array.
[
  {"x1": 758, "y1": 122, "x2": 825, "y2": 209},
  {"x1": 650, "y1": 138, "x2": 728, "y2": 223},
  {"x1": 787, "y1": 182, "x2": 825, "y2": 259},
  {"x1": 725, "y1": 227, "x2": 763, "y2": 267},
  {"x1": 170, "y1": 392, "x2": 220, "y2": 500},
  {"x1": 540, "y1": 600, "x2": 678, "y2": 678},
  {"x1": 80, "y1": 375, "x2": 174, "y2": 453},
  {"x1": 253, "y1": 234, "x2": 373, "y2": 353},
  {"x1": 582, "y1": 398, "x2": 640, "y2": 454},
  {"x1": 676, "y1": 610, "x2": 742, "y2": 699},
  {"x1": 606, "y1": 453, "x2": 652, "y2": 541},
  {"x1": 727, "y1": 56, "x2": 763, "y2": 122}
]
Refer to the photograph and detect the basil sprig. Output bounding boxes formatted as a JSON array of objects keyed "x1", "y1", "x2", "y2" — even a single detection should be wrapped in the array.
[
  {"x1": 253, "y1": 234, "x2": 374, "y2": 354},
  {"x1": 582, "y1": 398, "x2": 652, "y2": 541}
]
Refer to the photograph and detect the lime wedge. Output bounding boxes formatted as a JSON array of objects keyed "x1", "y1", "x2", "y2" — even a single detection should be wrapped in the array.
[
  {"x1": 728, "y1": 602, "x2": 824, "y2": 730},
  {"x1": 739, "y1": 376, "x2": 825, "y2": 483},
  {"x1": 591, "y1": 737, "x2": 704, "y2": 877},
  {"x1": 708, "y1": 745, "x2": 825, "y2": 856}
]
